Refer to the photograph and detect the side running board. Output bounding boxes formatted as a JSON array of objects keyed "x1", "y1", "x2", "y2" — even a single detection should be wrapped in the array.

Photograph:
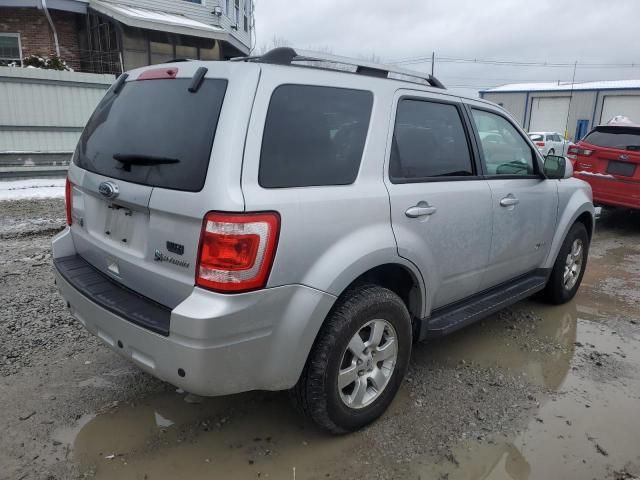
[{"x1": 419, "y1": 270, "x2": 549, "y2": 341}]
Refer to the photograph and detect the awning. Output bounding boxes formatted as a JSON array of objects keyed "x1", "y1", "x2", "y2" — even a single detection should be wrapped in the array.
[{"x1": 89, "y1": 0, "x2": 248, "y2": 54}]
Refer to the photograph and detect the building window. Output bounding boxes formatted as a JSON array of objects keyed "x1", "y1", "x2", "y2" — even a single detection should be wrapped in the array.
[
  {"x1": 180, "y1": 0, "x2": 202, "y2": 3},
  {"x1": 243, "y1": 0, "x2": 249, "y2": 31},
  {"x1": 225, "y1": 0, "x2": 230, "y2": 16},
  {"x1": 234, "y1": 0, "x2": 240, "y2": 27},
  {"x1": 0, "y1": 33, "x2": 22, "y2": 66}
]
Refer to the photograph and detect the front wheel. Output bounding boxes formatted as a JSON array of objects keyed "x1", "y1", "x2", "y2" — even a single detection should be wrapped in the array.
[
  {"x1": 290, "y1": 285, "x2": 412, "y2": 433},
  {"x1": 540, "y1": 222, "x2": 589, "y2": 304}
]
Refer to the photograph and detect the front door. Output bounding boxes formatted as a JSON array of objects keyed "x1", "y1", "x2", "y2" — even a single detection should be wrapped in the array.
[
  {"x1": 468, "y1": 107, "x2": 558, "y2": 289},
  {"x1": 385, "y1": 92, "x2": 493, "y2": 311}
]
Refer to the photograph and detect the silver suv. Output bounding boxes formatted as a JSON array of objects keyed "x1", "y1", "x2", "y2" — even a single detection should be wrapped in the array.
[{"x1": 53, "y1": 48, "x2": 594, "y2": 433}]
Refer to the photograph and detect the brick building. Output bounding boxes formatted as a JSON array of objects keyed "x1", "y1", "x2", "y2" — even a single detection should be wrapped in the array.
[
  {"x1": 0, "y1": 6, "x2": 83, "y2": 70},
  {"x1": 0, "y1": 0, "x2": 252, "y2": 74}
]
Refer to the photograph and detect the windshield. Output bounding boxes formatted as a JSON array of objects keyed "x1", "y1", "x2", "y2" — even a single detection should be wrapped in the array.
[
  {"x1": 75, "y1": 78, "x2": 227, "y2": 192},
  {"x1": 583, "y1": 126, "x2": 640, "y2": 151}
]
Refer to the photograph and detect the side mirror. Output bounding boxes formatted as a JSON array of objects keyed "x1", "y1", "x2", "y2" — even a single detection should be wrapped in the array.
[{"x1": 544, "y1": 155, "x2": 573, "y2": 179}]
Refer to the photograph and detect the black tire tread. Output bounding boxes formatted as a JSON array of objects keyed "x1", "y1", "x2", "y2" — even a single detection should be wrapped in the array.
[
  {"x1": 289, "y1": 284, "x2": 410, "y2": 434},
  {"x1": 540, "y1": 221, "x2": 589, "y2": 304}
]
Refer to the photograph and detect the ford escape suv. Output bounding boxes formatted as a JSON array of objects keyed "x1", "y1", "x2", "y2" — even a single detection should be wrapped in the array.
[{"x1": 53, "y1": 48, "x2": 595, "y2": 433}]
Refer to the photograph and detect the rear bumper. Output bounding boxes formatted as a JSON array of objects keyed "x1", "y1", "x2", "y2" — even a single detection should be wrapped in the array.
[
  {"x1": 574, "y1": 171, "x2": 640, "y2": 210},
  {"x1": 52, "y1": 228, "x2": 336, "y2": 396}
]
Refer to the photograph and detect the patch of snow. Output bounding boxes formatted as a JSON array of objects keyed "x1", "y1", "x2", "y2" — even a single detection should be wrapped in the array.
[
  {"x1": 0, "y1": 178, "x2": 65, "y2": 201},
  {"x1": 575, "y1": 171, "x2": 615, "y2": 179},
  {"x1": 92, "y1": 0, "x2": 224, "y2": 33},
  {"x1": 483, "y1": 79, "x2": 640, "y2": 93}
]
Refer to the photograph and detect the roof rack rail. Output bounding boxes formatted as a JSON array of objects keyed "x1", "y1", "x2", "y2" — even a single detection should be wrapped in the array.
[
  {"x1": 230, "y1": 47, "x2": 446, "y2": 89},
  {"x1": 166, "y1": 58, "x2": 194, "y2": 63}
]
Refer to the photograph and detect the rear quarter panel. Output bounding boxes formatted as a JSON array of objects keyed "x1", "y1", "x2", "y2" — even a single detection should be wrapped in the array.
[{"x1": 240, "y1": 67, "x2": 425, "y2": 305}]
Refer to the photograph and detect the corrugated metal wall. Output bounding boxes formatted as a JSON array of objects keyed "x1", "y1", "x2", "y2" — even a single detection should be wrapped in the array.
[
  {"x1": 0, "y1": 67, "x2": 113, "y2": 177},
  {"x1": 0, "y1": 67, "x2": 113, "y2": 153},
  {"x1": 483, "y1": 90, "x2": 600, "y2": 139}
]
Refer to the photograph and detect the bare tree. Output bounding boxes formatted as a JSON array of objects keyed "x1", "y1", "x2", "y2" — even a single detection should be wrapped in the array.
[{"x1": 258, "y1": 35, "x2": 290, "y2": 54}]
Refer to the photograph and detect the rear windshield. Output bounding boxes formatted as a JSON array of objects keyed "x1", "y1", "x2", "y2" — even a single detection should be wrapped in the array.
[
  {"x1": 583, "y1": 126, "x2": 640, "y2": 151},
  {"x1": 528, "y1": 134, "x2": 543, "y2": 141},
  {"x1": 75, "y1": 78, "x2": 227, "y2": 192}
]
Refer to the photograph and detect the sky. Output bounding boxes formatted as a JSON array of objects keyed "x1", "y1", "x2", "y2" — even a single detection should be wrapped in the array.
[{"x1": 253, "y1": 0, "x2": 640, "y2": 96}]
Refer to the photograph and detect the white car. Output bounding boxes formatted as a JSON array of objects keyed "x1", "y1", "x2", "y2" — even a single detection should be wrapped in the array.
[{"x1": 528, "y1": 132, "x2": 566, "y2": 156}]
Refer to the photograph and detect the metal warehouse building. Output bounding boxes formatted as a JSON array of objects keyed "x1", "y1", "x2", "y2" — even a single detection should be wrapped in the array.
[{"x1": 480, "y1": 80, "x2": 640, "y2": 142}]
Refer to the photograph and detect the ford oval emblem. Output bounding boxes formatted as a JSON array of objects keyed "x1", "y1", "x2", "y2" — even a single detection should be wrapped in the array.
[
  {"x1": 98, "y1": 181, "x2": 119, "y2": 199},
  {"x1": 619, "y1": 154, "x2": 630, "y2": 162}
]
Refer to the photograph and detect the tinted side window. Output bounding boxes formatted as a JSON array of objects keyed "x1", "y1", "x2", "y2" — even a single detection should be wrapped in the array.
[
  {"x1": 390, "y1": 99, "x2": 474, "y2": 181},
  {"x1": 471, "y1": 109, "x2": 536, "y2": 176},
  {"x1": 259, "y1": 85, "x2": 373, "y2": 188}
]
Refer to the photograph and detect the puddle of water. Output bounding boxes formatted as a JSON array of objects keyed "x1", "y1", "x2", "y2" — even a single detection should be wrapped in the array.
[
  {"x1": 57, "y1": 215, "x2": 640, "y2": 480},
  {"x1": 411, "y1": 318, "x2": 640, "y2": 480},
  {"x1": 66, "y1": 391, "x2": 361, "y2": 479},
  {"x1": 420, "y1": 300, "x2": 579, "y2": 390}
]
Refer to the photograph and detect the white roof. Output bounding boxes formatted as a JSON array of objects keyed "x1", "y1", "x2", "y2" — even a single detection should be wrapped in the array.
[
  {"x1": 482, "y1": 79, "x2": 640, "y2": 93},
  {"x1": 89, "y1": 0, "x2": 247, "y2": 53}
]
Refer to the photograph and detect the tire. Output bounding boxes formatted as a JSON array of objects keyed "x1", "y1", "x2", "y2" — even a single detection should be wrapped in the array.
[
  {"x1": 290, "y1": 285, "x2": 412, "y2": 434},
  {"x1": 540, "y1": 222, "x2": 589, "y2": 304}
]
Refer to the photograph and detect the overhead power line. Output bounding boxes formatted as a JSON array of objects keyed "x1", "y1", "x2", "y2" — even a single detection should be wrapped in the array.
[{"x1": 390, "y1": 55, "x2": 640, "y2": 69}]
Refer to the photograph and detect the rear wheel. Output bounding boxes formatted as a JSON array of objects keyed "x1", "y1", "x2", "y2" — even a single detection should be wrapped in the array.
[
  {"x1": 540, "y1": 222, "x2": 589, "y2": 304},
  {"x1": 290, "y1": 285, "x2": 412, "y2": 433}
]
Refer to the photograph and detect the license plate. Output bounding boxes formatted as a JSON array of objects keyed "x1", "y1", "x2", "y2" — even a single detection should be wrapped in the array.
[
  {"x1": 105, "y1": 204, "x2": 134, "y2": 245},
  {"x1": 607, "y1": 160, "x2": 636, "y2": 177}
]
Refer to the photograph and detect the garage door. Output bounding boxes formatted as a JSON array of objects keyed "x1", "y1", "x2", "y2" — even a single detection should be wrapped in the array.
[
  {"x1": 601, "y1": 95, "x2": 640, "y2": 124},
  {"x1": 529, "y1": 97, "x2": 571, "y2": 133}
]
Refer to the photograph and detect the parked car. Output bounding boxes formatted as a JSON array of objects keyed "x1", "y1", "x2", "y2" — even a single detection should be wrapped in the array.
[
  {"x1": 569, "y1": 123, "x2": 640, "y2": 210},
  {"x1": 52, "y1": 48, "x2": 595, "y2": 434},
  {"x1": 528, "y1": 132, "x2": 567, "y2": 156}
]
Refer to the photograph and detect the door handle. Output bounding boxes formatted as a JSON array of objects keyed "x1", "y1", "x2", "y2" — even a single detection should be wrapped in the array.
[
  {"x1": 499, "y1": 196, "x2": 520, "y2": 207},
  {"x1": 405, "y1": 203, "x2": 437, "y2": 218}
]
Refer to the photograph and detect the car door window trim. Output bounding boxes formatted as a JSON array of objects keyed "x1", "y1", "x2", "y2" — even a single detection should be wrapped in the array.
[
  {"x1": 389, "y1": 95, "x2": 481, "y2": 184},
  {"x1": 464, "y1": 104, "x2": 547, "y2": 180}
]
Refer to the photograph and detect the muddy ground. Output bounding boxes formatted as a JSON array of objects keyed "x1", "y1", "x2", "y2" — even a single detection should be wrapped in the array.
[{"x1": 1, "y1": 199, "x2": 639, "y2": 480}]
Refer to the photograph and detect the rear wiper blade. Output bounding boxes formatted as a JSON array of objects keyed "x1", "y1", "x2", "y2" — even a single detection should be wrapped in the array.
[{"x1": 113, "y1": 153, "x2": 180, "y2": 171}]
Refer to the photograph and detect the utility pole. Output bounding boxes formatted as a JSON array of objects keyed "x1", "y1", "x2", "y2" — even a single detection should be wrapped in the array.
[
  {"x1": 431, "y1": 51, "x2": 435, "y2": 76},
  {"x1": 564, "y1": 60, "x2": 578, "y2": 140}
]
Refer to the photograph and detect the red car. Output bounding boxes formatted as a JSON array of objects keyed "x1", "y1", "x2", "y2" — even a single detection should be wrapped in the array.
[{"x1": 569, "y1": 124, "x2": 640, "y2": 210}]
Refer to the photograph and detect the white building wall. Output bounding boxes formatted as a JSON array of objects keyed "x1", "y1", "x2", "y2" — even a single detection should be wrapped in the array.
[{"x1": 480, "y1": 92, "x2": 527, "y2": 126}]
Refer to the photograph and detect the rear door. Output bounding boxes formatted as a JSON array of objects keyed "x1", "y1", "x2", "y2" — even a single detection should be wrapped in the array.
[
  {"x1": 467, "y1": 105, "x2": 558, "y2": 289},
  {"x1": 385, "y1": 91, "x2": 493, "y2": 310},
  {"x1": 67, "y1": 62, "x2": 260, "y2": 308}
]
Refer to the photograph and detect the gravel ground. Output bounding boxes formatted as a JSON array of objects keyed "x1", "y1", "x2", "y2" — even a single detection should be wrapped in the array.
[{"x1": 1, "y1": 200, "x2": 639, "y2": 480}]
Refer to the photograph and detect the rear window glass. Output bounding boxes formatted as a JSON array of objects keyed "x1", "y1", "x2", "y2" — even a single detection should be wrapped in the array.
[
  {"x1": 390, "y1": 99, "x2": 474, "y2": 181},
  {"x1": 259, "y1": 85, "x2": 373, "y2": 188},
  {"x1": 528, "y1": 134, "x2": 543, "y2": 141},
  {"x1": 75, "y1": 78, "x2": 227, "y2": 192},
  {"x1": 583, "y1": 127, "x2": 640, "y2": 151}
]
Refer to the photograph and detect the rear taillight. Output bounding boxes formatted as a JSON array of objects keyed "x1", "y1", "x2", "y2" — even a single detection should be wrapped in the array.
[
  {"x1": 535, "y1": 141, "x2": 545, "y2": 147},
  {"x1": 196, "y1": 212, "x2": 280, "y2": 293},
  {"x1": 567, "y1": 145, "x2": 593, "y2": 160},
  {"x1": 65, "y1": 177, "x2": 73, "y2": 226}
]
